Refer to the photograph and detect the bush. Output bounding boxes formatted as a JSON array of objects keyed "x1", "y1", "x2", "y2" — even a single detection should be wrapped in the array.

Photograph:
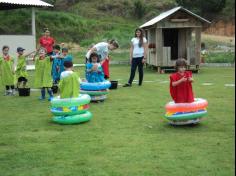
[{"x1": 205, "y1": 52, "x2": 235, "y2": 63}]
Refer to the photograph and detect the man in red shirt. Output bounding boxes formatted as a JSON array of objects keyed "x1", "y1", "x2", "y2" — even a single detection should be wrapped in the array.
[
  {"x1": 39, "y1": 28, "x2": 55, "y2": 55},
  {"x1": 170, "y1": 58, "x2": 194, "y2": 103}
]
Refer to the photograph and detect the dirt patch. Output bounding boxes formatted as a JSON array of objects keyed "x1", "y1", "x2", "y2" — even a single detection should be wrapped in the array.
[{"x1": 204, "y1": 20, "x2": 235, "y2": 36}]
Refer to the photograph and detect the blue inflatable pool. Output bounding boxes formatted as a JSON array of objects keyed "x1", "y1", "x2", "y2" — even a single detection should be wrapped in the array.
[{"x1": 80, "y1": 80, "x2": 111, "y2": 91}]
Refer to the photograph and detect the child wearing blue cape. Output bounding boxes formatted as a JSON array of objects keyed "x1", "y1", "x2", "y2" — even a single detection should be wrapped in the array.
[
  {"x1": 51, "y1": 45, "x2": 61, "y2": 84},
  {"x1": 86, "y1": 52, "x2": 105, "y2": 83},
  {"x1": 59, "y1": 48, "x2": 73, "y2": 76}
]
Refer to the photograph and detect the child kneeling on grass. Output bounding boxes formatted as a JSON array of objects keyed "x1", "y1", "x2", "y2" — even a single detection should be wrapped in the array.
[
  {"x1": 59, "y1": 61, "x2": 80, "y2": 99},
  {"x1": 86, "y1": 52, "x2": 105, "y2": 83},
  {"x1": 34, "y1": 47, "x2": 53, "y2": 101},
  {"x1": 0, "y1": 45, "x2": 15, "y2": 96},
  {"x1": 170, "y1": 58, "x2": 194, "y2": 103}
]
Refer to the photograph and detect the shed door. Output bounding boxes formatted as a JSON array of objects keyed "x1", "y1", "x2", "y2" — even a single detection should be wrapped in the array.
[{"x1": 163, "y1": 29, "x2": 178, "y2": 60}]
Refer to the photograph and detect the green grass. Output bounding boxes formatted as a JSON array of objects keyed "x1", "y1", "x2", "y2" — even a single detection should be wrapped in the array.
[{"x1": 0, "y1": 66, "x2": 235, "y2": 176}]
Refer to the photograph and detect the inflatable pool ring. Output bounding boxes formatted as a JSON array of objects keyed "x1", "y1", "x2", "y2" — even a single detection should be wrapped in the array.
[
  {"x1": 50, "y1": 94, "x2": 92, "y2": 125},
  {"x1": 52, "y1": 111, "x2": 92, "y2": 125},
  {"x1": 51, "y1": 104, "x2": 89, "y2": 116},
  {"x1": 80, "y1": 89, "x2": 109, "y2": 96},
  {"x1": 91, "y1": 95, "x2": 107, "y2": 102},
  {"x1": 165, "y1": 109, "x2": 207, "y2": 121},
  {"x1": 165, "y1": 98, "x2": 208, "y2": 113},
  {"x1": 51, "y1": 94, "x2": 91, "y2": 108},
  {"x1": 164, "y1": 98, "x2": 208, "y2": 125},
  {"x1": 80, "y1": 80, "x2": 111, "y2": 91}
]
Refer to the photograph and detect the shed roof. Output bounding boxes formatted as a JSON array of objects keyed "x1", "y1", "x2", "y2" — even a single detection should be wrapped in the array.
[
  {"x1": 0, "y1": 0, "x2": 53, "y2": 10},
  {"x1": 140, "y1": 6, "x2": 211, "y2": 28}
]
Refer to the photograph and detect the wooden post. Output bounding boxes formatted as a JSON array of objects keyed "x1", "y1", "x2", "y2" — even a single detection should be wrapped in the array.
[
  {"x1": 31, "y1": 7, "x2": 37, "y2": 51},
  {"x1": 32, "y1": 7, "x2": 36, "y2": 36},
  {"x1": 147, "y1": 29, "x2": 151, "y2": 65},
  {"x1": 156, "y1": 28, "x2": 163, "y2": 67},
  {"x1": 195, "y1": 27, "x2": 201, "y2": 65},
  {"x1": 186, "y1": 29, "x2": 192, "y2": 63}
]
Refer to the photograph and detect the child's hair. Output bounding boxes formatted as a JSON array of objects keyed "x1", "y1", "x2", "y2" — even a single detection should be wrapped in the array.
[
  {"x1": 44, "y1": 28, "x2": 49, "y2": 33},
  {"x1": 89, "y1": 52, "x2": 100, "y2": 63},
  {"x1": 62, "y1": 48, "x2": 68, "y2": 52},
  {"x1": 175, "y1": 58, "x2": 187, "y2": 71},
  {"x1": 53, "y1": 45, "x2": 61, "y2": 51},
  {"x1": 2, "y1": 45, "x2": 9, "y2": 51},
  {"x1": 38, "y1": 47, "x2": 47, "y2": 53},
  {"x1": 108, "y1": 39, "x2": 119, "y2": 49},
  {"x1": 64, "y1": 61, "x2": 73, "y2": 68}
]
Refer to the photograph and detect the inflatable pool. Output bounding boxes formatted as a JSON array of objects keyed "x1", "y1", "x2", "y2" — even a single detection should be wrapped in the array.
[
  {"x1": 52, "y1": 111, "x2": 92, "y2": 125},
  {"x1": 80, "y1": 80, "x2": 111, "y2": 91},
  {"x1": 164, "y1": 98, "x2": 208, "y2": 125},
  {"x1": 50, "y1": 94, "x2": 92, "y2": 125},
  {"x1": 80, "y1": 89, "x2": 109, "y2": 96}
]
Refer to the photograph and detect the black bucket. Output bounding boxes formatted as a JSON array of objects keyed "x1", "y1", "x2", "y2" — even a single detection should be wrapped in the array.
[
  {"x1": 109, "y1": 81, "x2": 118, "y2": 90},
  {"x1": 18, "y1": 88, "x2": 30, "y2": 96},
  {"x1": 52, "y1": 85, "x2": 58, "y2": 94}
]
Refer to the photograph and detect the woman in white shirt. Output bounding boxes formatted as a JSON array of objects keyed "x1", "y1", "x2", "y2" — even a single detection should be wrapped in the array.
[{"x1": 123, "y1": 28, "x2": 148, "y2": 87}]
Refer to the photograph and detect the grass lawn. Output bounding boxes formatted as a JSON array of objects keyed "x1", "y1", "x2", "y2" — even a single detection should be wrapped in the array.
[{"x1": 0, "y1": 65, "x2": 235, "y2": 176}]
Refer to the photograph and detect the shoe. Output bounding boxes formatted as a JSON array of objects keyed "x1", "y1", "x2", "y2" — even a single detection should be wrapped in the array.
[
  {"x1": 123, "y1": 83, "x2": 131, "y2": 87},
  {"x1": 48, "y1": 96, "x2": 53, "y2": 101},
  {"x1": 39, "y1": 97, "x2": 46, "y2": 100}
]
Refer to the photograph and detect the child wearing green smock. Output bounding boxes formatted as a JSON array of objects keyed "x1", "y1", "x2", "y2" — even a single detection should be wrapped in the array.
[
  {"x1": 34, "y1": 47, "x2": 53, "y2": 101},
  {"x1": 0, "y1": 46, "x2": 15, "y2": 96},
  {"x1": 59, "y1": 61, "x2": 80, "y2": 99},
  {"x1": 15, "y1": 47, "x2": 31, "y2": 89}
]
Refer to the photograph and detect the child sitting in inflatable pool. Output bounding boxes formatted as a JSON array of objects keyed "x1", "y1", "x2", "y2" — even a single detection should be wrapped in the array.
[
  {"x1": 59, "y1": 61, "x2": 80, "y2": 99},
  {"x1": 85, "y1": 52, "x2": 105, "y2": 83},
  {"x1": 170, "y1": 58, "x2": 194, "y2": 103}
]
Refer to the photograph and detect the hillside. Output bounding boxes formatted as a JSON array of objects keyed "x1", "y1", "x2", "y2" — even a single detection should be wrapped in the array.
[{"x1": 0, "y1": 0, "x2": 235, "y2": 48}]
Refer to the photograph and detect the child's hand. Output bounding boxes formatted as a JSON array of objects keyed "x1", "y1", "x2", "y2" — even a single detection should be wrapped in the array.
[
  {"x1": 92, "y1": 65, "x2": 98, "y2": 71},
  {"x1": 188, "y1": 77, "x2": 194, "y2": 82},
  {"x1": 180, "y1": 76, "x2": 187, "y2": 82}
]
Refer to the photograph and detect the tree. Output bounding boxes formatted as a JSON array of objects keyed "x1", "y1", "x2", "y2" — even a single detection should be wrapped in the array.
[
  {"x1": 176, "y1": 0, "x2": 226, "y2": 19},
  {"x1": 134, "y1": 0, "x2": 146, "y2": 19}
]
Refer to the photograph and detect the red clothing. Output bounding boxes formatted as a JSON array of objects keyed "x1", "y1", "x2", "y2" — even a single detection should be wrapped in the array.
[
  {"x1": 39, "y1": 36, "x2": 55, "y2": 53},
  {"x1": 170, "y1": 71, "x2": 194, "y2": 103},
  {"x1": 102, "y1": 58, "x2": 109, "y2": 78}
]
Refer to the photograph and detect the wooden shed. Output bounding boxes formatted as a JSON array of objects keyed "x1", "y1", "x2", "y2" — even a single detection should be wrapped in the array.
[{"x1": 140, "y1": 6, "x2": 211, "y2": 72}]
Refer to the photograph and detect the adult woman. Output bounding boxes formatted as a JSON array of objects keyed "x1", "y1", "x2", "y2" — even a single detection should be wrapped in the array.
[
  {"x1": 85, "y1": 39, "x2": 119, "y2": 79},
  {"x1": 39, "y1": 28, "x2": 55, "y2": 55},
  {"x1": 123, "y1": 28, "x2": 148, "y2": 87}
]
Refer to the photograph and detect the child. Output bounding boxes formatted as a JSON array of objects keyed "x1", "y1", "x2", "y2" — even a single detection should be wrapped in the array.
[
  {"x1": 86, "y1": 52, "x2": 105, "y2": 83},
  {"x1": 59, "y1": 61, "x2": 80, "y2": 99},
  {"x1": 51, "y1": 45, "x2": 61, "y2": 84},
  {"x1": 34, "y1": 47, "x2": 53, "y2": 101},
  {"x1": 85, "y1": 39, "x2": 119, "y2": 79},
  {"x1": 170, "y1": 58, "x2": 194, "y2": 103},
  {"x1": 0, "y1": 46, "x2": 15, "y2": 95},
  {"x1": 15, "y1": 47, "x2": 34, "y2": 89},
  {"x1": 59, "y1": 48, "x2": 73, "y2": 75}
]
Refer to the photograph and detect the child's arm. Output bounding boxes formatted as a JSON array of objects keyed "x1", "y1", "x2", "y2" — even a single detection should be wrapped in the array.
[
  {"x1": 187, "y1": 71, "x2": 194, "y2": 82},
  {"x1": 24, "y1": 51, "x2": 36, "y2": 57},
  {"x1": 172, "y1": 77, "x2": 187, "y2": 87},
  {"x1": 86, "y1": 47, "x2": 97, "y2": 59}
]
